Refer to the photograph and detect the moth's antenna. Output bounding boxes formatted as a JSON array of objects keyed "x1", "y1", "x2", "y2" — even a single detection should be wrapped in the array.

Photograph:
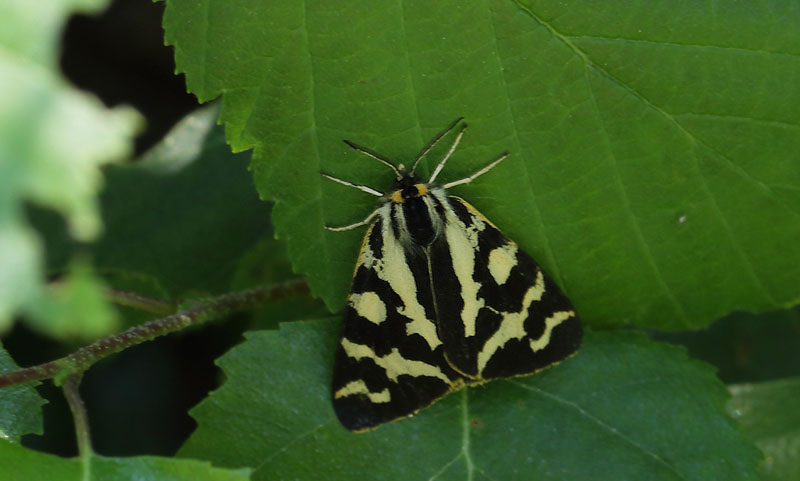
[
  {"x1": 343, "y1": 140, "x2": 401, "y2": 178},
  {"x1": 428, "y1": 123, "x2": 467, "y2": 184},
  {"x1": 410, "y1": 117, "x2": 464, "y2": 175}
]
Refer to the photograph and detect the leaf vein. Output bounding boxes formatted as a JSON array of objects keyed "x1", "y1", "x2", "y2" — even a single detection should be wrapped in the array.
[
  {"x1": 301, "y1": 0, "x2": 341, "y2": 297},
  {"x1": 583, "y1": 67, "x2": 691, "y2": 326},
  {"x1": 398, "y1": 0, "x2": 425, "y2": 157},
  {"x1": 568, "y1": 35, "x2": 800, "y2": 59},
  {"x1": 427, "y1": 452, "x2": 463, "y2": 481},
  {"x1": 486, "y1": 0, "x2": 567, "y2": 289},
  {"x1": 674, "y1": 113, "x2": 800, "y2": 130},
  {"x1": 460, "y1": 389, "x2": 475, "y2": 481},
  {"x1": 506, "y1": 380, "x2": 687, "y2": 479},
  {"x1": 512, "y1": 0, "x2": 781, "y2": 305},
  {"x1": 198, "y1": 0, "x2": 211, "y2": 95},
  {"x1": 255, "y1": 418, "x2": 336, "y2": 470}
]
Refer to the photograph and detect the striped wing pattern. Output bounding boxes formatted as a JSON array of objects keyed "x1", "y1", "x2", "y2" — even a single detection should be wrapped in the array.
[{"x1": 332, "y1": 195, "x2": 581, "y2": 432}]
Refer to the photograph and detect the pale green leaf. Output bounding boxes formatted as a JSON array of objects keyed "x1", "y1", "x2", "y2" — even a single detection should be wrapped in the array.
[
  {"x1": 24, "y1": 260, "x2": 119, "y2": 339},
  {"x1": 0, "y1": 0, "x2": 142, "y2": 332},
  {"x1": 729, "y1": 378, "x2": 800, "y2": 481}
]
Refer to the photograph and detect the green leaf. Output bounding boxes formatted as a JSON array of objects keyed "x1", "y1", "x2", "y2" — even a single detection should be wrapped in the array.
[
  {"x1": 0, "y1": 343, "x2": 44, "y2": 442},
  {"x1": 180, "y1": 321, "x2": 759, "y2": 480},
  {"x1": 729, "y1": 377, "x2": 800, "y2": 481},
  {"x1": 0, "y1": 438, "x2": 251, "y2": 481},
  {"x1": 91, "y1": 105, "x2": 269, "y2": 296},
  {"x1": 0, "y1": 0, "x2": 141, "y2": 332},
  {"x1": 163, "y1": 1, "x2": 800, "y2": 330}
]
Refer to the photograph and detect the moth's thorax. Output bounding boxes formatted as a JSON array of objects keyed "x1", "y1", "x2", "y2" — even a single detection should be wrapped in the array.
[
  {"x1": 388, "y1": 172, "x2": 429, "y2": 204},
  {"x1": 384, "y1": 173, "x2": 446, "y2": 249}
]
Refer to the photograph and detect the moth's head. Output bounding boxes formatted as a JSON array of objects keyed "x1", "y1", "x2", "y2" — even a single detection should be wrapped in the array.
[{"x1": 389, "y1": 170, "x2": 428, "y2": 203}]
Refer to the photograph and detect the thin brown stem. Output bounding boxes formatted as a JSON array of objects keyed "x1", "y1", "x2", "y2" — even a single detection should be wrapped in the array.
[
  {"x1": 0, "y1": 279, "x2": 309, "y2": 388},
  {"x1": 62, "y1": 374, "x2": 93, "y2": 459}
]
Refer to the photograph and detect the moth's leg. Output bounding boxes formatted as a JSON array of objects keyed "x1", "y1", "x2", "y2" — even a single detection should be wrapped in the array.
[
  {"x1": 321, "y1": 172, "x2": 383, "y2": 197},
  {"x1": 325, "y1": 208, "x2": 380, "y2": 232},
  {"x1": 441, "y1": 152, "x2": 509, "y2": 189}
]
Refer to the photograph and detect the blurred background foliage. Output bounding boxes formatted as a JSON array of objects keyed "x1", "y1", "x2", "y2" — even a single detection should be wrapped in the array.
[
  {"x1": 0, "y1": 1, "x2": 797, "y2": 479},
  {"x1": 4, "y1": 0, "x2": 325, "y2": 457}
]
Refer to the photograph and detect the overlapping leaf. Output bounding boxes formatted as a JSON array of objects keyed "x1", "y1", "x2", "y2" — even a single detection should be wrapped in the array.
[
  {"x1": 88, "y1": 106, "x2": 270, "y2": 297},
  {"x1": 180, "y1": 320, "x2": 759, "y2": 480}
]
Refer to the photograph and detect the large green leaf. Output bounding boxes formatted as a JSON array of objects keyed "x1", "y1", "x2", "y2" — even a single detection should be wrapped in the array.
[
  {"x1": 0, "y1": 438, "x2": 250, "y2": 481},
  {"x1": 0, "y1": 0, "x2": 141, "y2": 333},
  {"x1": 163, "y1": 1, "x2": 800, "y2": 330},
  {"x1": 180, "y1": 321, "x2": 760, "y2": 480},
  {"x1": 729, "y1": 377, "x2": 800, "y2": 481}
]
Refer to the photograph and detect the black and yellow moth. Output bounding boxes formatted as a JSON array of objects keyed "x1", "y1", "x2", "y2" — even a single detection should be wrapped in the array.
[{"x1": 323, "y1": 119, "x2": 582, "y2": 432}]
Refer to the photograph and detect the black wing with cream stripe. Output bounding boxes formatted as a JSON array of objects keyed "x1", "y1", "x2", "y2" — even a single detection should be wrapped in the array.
[
  {"x1": 332, "y1": 214, "x2": 464, "y2": 432},
  {"x1": 435, "y1": 196, "x2": 581, "y2": 381}
]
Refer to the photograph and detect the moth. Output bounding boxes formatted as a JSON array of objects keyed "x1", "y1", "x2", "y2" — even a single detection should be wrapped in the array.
[{"x1": 323, "y1": 118, "x2": 582, "y2": 432}]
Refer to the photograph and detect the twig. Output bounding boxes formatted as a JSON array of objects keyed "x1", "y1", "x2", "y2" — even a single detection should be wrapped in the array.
[
  {"x1": 63, "y1": 374, "x2": 93, "y2": 462},
  {"x1": 0, "y1": 279, "x2": 309, "y2": 388}
]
